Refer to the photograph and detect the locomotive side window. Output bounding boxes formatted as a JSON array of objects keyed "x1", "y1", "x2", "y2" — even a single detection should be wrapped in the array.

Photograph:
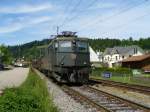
[
  {"x1": 59, "y1": 41, "x2": 72, "y2": 52},
  {"x1": 55, "y1": 42, "x2": 58, "y2": 50},
  {"x1": 55, "y1": 42, "x2": 58, "y2": 48},
  {"x1": 76, "y1": 41, "x2": 88, "y2": 52},
  {"x1": 40, "y1": 48, "x2": 45, "y2": 57}
]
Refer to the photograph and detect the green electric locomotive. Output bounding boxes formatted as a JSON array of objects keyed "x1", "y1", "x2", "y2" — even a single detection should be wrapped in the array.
[{"x1": 38, "y1": 31, "x2": 91, "y2": 83}]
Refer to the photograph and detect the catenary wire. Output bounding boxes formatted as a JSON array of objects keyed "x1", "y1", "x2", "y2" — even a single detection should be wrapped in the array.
[{"x1": 77, "y1": 0, "x2": 149, "y2": 32}]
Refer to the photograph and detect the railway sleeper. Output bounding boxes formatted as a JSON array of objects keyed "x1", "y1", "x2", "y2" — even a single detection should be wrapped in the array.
[
  {"x1": 109, "y1": 106, "x2": 137, "y2": 110},
  {"x1": 101, "y1": 102, "x2": 139, "y2": 110},
  {"x1": 102, "y1": 103, "x2": 126, "y2": 107},
  {"x1": 98, "y1": 100, "x2": 112, "y2": 104},
  {"x1": 98, "y1": 100, "x2": 121, "y2": 105},
  {"x1": 114, "y1": 109, "x2": 142, "y2": 112},
  {"x1": 96, "y1": 99, "x2": 121, "y2": 104},
  {"x1": 119, "y1": 110, "x2": 143, "y2": 112}
]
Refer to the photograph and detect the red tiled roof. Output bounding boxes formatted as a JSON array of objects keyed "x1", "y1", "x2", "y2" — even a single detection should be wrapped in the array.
[{"x1": 122, "y1": 54, "x2": 150, "y2": 62}]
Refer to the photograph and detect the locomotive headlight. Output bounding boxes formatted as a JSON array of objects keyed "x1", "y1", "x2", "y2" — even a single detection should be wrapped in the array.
[
  {"x1": 84, "y1": 62, "x2": 87, "y2": 65},
  {"x1": 70, "y1": 53, "x2": 76, "y2": 60}
]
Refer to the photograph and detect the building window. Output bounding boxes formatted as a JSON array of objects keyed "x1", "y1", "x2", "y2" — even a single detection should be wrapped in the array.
[
  {"x1": 133, "y1": 48, "x2": 138, "y2": 54},
  {"x1": 135, "y1": 48, "x2": 137, "y2": 54},
  {"x1": 122, "y1": 56, "x2": 124, "y2": 59},
  {"x1": 116, "y1": 56, "x2": 118, "y2": 60}
]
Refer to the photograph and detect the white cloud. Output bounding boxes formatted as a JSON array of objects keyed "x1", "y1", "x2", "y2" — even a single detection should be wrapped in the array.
[
  {"x1": 27, "y1": 16, "x2": 52, "y2": 25},
  {"x1": 61, "y1": 1, "x2": 150, "y2": 39},
  {"x1": 0, "y1": 3, "x2": 52, "y2": 14},
  {"x1": 0, "y1": 23, "x2": 23, "y2": 34},
  {"x1": 72, "y1": 2, "x2": 150, "y2": 32},
  {"x1": 0, "y1": 16, "x2": 51, "y2": 33}
]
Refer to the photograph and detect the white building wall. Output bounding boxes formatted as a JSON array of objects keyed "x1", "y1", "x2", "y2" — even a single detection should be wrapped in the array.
[
  {"x1": 104, "y1": 54, "x2": 121, "y2": 67},
  {"x1": 89, "y1": 47, "x2": 99, "y2": 62},
  {"x1": 104, "y1": 54, "x2": 111, "y2": 62},
  {"x1": 111, "y1": 54, "x2": 120, "y2": 62},
  {"x1": 103, "y1": 46, "x2": 145, "y2": 68},
  {"x1": 133, "y1": 51, "x2": 143, "y2": 56},
  {"x1": 96, "y1": 52, "x2": 103, "y2": 62}
]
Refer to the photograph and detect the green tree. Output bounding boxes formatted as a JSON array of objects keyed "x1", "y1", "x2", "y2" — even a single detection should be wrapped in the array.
[
  {"x1": 8, "y1": 37, "x2": 150, "y2": 60},
  {"x1": 0, "y1": 45, "x2": 12, "y2": 64}
]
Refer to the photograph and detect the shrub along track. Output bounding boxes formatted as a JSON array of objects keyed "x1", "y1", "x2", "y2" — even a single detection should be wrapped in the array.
[
  {"x1": 62, "y1": 85, "x2": 150, "y2": 112},
  {"x1": 90, "y1": 77, "x2": 150, "y2": 95}
]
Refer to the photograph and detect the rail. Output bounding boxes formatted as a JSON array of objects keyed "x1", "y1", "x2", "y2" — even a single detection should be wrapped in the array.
[
  {"x1": 63, "y1": 85, "x2": 149, "y2": 112},
  {"x1": 90, "y1": 77, "x2": 150, "y2": 95}
]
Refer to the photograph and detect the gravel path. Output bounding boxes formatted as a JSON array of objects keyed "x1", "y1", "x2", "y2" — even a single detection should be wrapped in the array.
[
  {"x1": 34, "y1": 69, "x2": 95, "y2": 112},
  {"x1": 0, "y1": 67, "x2": 29, "y2": 90}
]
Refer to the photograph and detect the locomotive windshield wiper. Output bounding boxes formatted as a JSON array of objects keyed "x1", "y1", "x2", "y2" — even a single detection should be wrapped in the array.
[{"x1": 59, "y1": 55, "x2": 66, "y2": 65}]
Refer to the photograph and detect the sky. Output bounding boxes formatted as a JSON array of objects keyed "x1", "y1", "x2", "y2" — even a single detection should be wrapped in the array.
[{"x1": 0, "y1": 0, "x2": 150, "y2": 45}]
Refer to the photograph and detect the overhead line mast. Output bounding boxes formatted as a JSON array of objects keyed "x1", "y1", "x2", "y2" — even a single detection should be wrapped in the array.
[
  {"x1": 57, "y1": 26, "x2": 59, "y2": 35},
  {"x1": 51, "y1": 0, "x2": 72, "y2": 35}
]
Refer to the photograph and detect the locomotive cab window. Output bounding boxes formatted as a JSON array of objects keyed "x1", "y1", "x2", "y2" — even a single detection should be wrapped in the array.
[
  {"x1": 76, "y1": 41, "x2": 88, "y2": 52},
  {"x1": 59, "y1": 41, "x2": 72, "y2": 52}
]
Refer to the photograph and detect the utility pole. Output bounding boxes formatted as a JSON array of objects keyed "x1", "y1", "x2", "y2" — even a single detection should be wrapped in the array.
[
  {"x1": 19, "y1": 45, "x2": 21, "y2": 61},
  {"x1": 57, "y1": 26, "x2": 59, "y2": 35}
]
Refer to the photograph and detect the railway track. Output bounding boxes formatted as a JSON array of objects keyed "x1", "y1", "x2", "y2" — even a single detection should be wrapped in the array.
[
  {"x1": 33, "y1": 68, "x2": 149, "y2": 112},
  {"x1": 90, "y1": 78, "x2": 150, "y2": 95},
  {"x1": 62, "y1": 85, "x2": 149, "y2": 112}
]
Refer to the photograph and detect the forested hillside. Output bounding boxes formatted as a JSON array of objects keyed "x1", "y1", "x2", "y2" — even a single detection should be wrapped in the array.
[
  {"x1": 8, "y1": 37, "x2": 150, "y2": 60},
  {"x1": 8, "y1": 39, "x2": 52, "y2": 60},
  {"x1": 89, "y1": 37, "x2": 150, "y2": 51}
]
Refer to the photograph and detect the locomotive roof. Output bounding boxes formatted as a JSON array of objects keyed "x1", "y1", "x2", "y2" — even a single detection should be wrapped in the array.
[
  {"x1": 37, "y1": 36, "x2": 89, "y2": 49},
  {"x1": 54, "y1": 36, "x2": 88, "y2": 41}
]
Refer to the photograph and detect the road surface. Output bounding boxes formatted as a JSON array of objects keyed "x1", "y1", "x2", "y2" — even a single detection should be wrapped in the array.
[{"x1": 0, "y1": 67, "x2": 29, "y2": 90}]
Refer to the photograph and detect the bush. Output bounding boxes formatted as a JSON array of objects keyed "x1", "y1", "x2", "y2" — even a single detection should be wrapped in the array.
[
  {"x1": 91, "y1": 67, "x2": 132, "y2": 77},
  {"x1": 0, "y1": 70, "x2": 58, "y2": 112}
]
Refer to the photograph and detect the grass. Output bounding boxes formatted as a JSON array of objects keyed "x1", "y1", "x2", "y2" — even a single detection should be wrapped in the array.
[
  {"x1": 142, "y1": 73, "x2": 150, "y2": 77},
  {"x1": 91, "y1": 68, "x2": 150, "y2": 87},
  {"x1": 91, "y1": 75, "x2": 150, "y2": 87},
  {"x1": 0, "y1": 69, "x2": 58, "y2": 112}
]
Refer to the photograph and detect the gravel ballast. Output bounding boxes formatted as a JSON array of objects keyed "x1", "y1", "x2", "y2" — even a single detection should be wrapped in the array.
[
  {"x1": 92, "y1": 84, "x2": 150, "y2": 108},
  {"x1": 34, "y1": 69, "x2": 97, "y2": 112}
]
